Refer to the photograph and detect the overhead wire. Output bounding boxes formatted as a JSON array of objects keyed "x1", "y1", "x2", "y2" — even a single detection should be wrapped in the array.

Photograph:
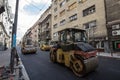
[
  {"x1": 16, "y1": 0, "x2": 50, "y2": 40},
  {"x1": 24, "y1": 0, "x2": 42, "y2": 11},
  {"x1": 23, "y1": 0, "x2": 50, "y2": 28}
]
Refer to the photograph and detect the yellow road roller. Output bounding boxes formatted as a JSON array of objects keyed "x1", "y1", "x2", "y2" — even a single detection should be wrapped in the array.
[
  {"x1": 50, "y1": 28, "x2": 98, "y2": 77},
  {"x1": 40, "y1": 41, "x2": 51, "y2": 51}
]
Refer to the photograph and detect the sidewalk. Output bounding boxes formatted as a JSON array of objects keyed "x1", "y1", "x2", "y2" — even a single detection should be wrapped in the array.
[
  {"x1": 97, "y1": 52, "x2": 120, "y2": 59},
  {"x1": 0, "y1": 49, "x2": 10, "y2": 67},
  {"x1": 0, "y1": 49, "x2": 30, "y2": 80}
]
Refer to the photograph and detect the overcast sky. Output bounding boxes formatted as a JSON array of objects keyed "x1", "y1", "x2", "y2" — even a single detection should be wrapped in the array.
[{"x1": 8, "y1": 0, "x2": 51, "y2": 41}]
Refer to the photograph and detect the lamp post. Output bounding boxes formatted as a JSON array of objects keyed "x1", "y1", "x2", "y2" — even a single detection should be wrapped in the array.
[{"x1": 10, "y1": 0, "x2": 19, "y2": 73}]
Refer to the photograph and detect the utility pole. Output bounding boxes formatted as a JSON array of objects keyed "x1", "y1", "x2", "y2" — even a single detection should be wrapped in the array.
[{"x1": 10, "y1": 0, "x2": 19, "y2": 73}]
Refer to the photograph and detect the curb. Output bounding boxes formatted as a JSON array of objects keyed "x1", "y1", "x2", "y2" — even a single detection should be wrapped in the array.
[
  {"x1": 18, "y1": 57, "x2": 30, "y2": 80},
  {"x1": 17, "y1": 48, "x2": 30, "y2": 80},
  {"x1": 98, "y1": 55, "x2": 120, "y2": 59}
]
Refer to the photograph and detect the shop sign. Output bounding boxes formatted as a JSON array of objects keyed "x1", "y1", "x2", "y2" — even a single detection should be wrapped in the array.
[
  {"x1": 112, "y1": 24, "x2": 120, "y2": 29},
  {"x1": 112, "y1": 30, "x2": 120, "y2": 36}
]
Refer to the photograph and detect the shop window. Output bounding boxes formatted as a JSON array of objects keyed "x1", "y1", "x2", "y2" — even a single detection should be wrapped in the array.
[{"x1": 114, "y1": 41, "x2": 120, "y2": 49}]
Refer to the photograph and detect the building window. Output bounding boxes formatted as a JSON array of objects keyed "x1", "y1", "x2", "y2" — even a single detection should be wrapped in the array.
[
  {"x1": 59, "y1": 0, "x2": 62, "y2": 2},
  {"x1": 53, "y1": 32, "x2": 58, "y2": 40},
  {"x1": 9, "y1": 26, "x2": 12, "y2": 29},
  {"x1": 54, "y1": 15, "x2": 57, "y2": 20},
  {"x1": 54, "y1": 0, "x2": 57, "y2": 5},
  {"x1": 60, "y1": 0, "x2": 66, "y2": 7},
  {"x1": 68, "y1": 2, "x2": 77, "y2": 11},
  {"x1": 53, "y1": 32, "x2": 58, "y2": 37},
  {"x1": 69, "y1": 14, "x2": 77, "y2": 22},
  {"x1": 84, "y1": 20, "x2": 96, "y2": 38},
  {"x1": 60, "y1": 9, "x2": 65, "y2": 17},
  {"x1": 60, "y1": 19, "x2": 66, "y2": 26},
  {"x1": 9, "y1": 31, "x2": 12, "y2": 34},
  {"x1": 66, "y1": 0, "x2": 70, "y2": 2},
  {"x1": 35, "y1": 35, "x2": 37, "y2": 37},
  {"x1": 83, "y1": 20, "x2": 96, "y2": 29},
  {"x1": 83, "y1": 5, "x2": 95, "y2": 16},
  {"x1": 78, "y1": 0, "x2": 87, "y2": 3},
  {"x1": 53, "y1": 23, "x2": 58, "y2": 29},
  {"x1": 54, "y1": 7, "x2": 57, "y2": 12}
]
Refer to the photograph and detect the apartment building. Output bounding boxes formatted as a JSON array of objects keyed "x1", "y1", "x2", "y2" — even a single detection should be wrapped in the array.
[
  {"x1": 30, "y1": 21, "x2": 39, "y2": 46},
  {"x1": 51, "y1": 0, "x2": 109, "y2": 52},
  {"x1": 105, "y1": 0, "x2": 120, "y2": 52},
  {"x1": 23, "y1": 21, "x2": 39, "y2": 47},
  {"x1": 38, "y1": 6, "x2": 52, "y2": 44},
  {"x1": 0, "y1": 0, "x2": 11, "y2": 50},
  {"x1": 0, "y1": 22, "x2": 9, "y2": 50}
]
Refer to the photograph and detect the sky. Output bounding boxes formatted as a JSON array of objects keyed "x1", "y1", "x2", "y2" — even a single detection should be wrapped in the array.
[{"x1": 8, "y1": 0, "x2": 51, "y2": 41}]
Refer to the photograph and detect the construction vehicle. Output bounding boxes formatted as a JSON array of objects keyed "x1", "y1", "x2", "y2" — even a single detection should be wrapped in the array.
[
  {"x1": 50, "y1": 28, "x2": 98, "y2": 77},
  {"x1": 21, "y1": 37, "x2": 37, "y2": 54},
  {"x1": 40, "y1": 41, "x2": 51, "y2": 51}
]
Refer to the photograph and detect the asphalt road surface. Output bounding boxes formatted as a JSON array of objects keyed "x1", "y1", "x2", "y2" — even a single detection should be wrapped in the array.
[{"x1": 17, "y1": 47, "x2": 120, "y2": 80}]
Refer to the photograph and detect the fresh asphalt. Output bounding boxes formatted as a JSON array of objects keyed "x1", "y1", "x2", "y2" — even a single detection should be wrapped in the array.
[{"x1": 17, "y1": 47, "x2": 120, "y2": 80}]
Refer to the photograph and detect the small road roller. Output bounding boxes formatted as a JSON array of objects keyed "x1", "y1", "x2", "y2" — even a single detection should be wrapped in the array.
[{"x1": 50, "y1": 28, "x2": 98, "y2": 77}]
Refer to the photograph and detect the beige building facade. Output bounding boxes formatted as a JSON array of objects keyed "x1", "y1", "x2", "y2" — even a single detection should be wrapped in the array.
[
  {"x1": 30, "y1": 22, "x2": 39, "y2": 45},
  {"x1": 38, "y1": 6, "x2": 52, "y2": 45},
  {"x1": 51, "y1": 0, "x2": 109, "y2": 52}
]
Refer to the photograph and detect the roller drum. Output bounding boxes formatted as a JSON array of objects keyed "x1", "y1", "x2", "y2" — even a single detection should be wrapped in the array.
[{"x1": 83, "y1": 56, "x2": 98, "y2": 74}]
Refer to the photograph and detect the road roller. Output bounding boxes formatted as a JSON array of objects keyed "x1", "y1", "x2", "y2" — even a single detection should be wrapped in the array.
[
  {"x1": 50, "y1": 28, "x2": 98, "y2": 77},
  {"x1": 21, "y1": 37, "x2": 37, "y2": 54}
]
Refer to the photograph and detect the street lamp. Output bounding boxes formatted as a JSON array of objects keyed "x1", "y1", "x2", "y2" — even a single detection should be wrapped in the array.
[{"x1": 10, "y1": 0, "x2": 19, "y2": 73}]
